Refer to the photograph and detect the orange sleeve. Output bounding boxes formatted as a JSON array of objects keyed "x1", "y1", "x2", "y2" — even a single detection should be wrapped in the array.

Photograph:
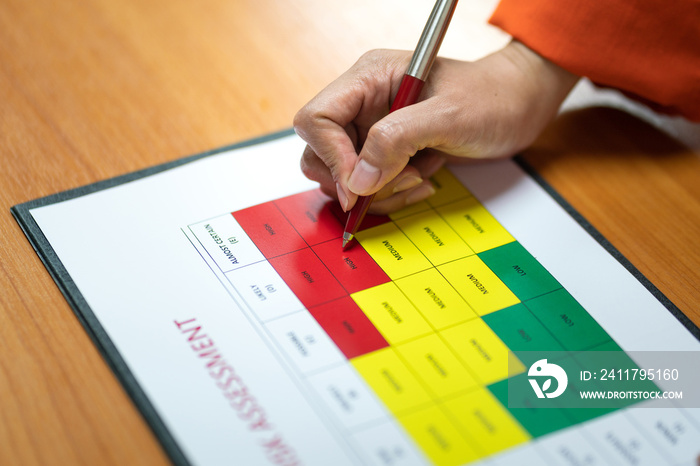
[{"x1": 489, "y1": 0, "x2": 700, "y2": 121}]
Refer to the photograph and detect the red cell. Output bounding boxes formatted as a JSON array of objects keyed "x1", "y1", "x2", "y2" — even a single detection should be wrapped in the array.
[
  {"x1": 309, "y1": 296, "x2": 389, "y2": 359},
  {"x1": 274, "y1": 189, "x2": 344, "y2": 246},
  {"x1": 312, "y1": 238, "x2": 390, "y2": 294},
  {"x1": 232, "y1": 202, "x2": 307, "y2": 258},
  {"x1": 268, "y1": 248, "x2": 346, "y2": 308}
]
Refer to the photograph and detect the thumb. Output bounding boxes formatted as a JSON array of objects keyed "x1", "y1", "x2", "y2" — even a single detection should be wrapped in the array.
[{"x1": 347, "y1": 102, "x2": 438, "y2": 196}]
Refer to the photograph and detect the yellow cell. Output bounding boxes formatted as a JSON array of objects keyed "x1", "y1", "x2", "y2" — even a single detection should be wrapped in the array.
[
  {"x1": 394, "y1": 334, "x2": 478, "y2": 399},
  {"x1": 394, "y1": 210, "x2": 474, "y2": 266},
  {"x1": 438, "y1": 255, "x2": 519, "y2": 316},
  {"x1": 436, "y1": 197, "x2": 514, "y2": 253},
  {"x1": 355, "y1": 222, "x2": 432, "y2": 280},
  {"x1": 427, "y1": 167, "x2": 472, "y2": 207},
  {"x1": 440, "y1": 319, "x2": 525, "y2": 385},
  {"x1": 443, "y1": 387, "x2": 530, "y2": 457},
  {"x1": 389, "y1": 201, "x2": 431, "y2": 220},
  {"x1": 351, "y1": 347, "x2": 432, "y2": 415},
  {"x1": 399, "y1": 405, "x2": 479, "y2": 466},
  {"x1": 351, "y1": 282, "x2": 432, "y2": 344},
  {"x1": 395, "y1": 268, "x2": 477, "y2": 329}
]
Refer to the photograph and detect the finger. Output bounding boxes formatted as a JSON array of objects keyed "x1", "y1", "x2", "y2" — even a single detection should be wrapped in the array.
[
  {"x1": 371, "y1": 164, "x2": 422, "y2": 202},
  {"x1": 294, "y1": 107, "x2": 360, "y2": 210},
  {"x1": 367, "y1": 180, "x2": 436, "y2": 215},
  {"x1": 295, "y1": 51, "x2": 414, "y2": 208},
  {"x1": 300, "y1": 143, "x2": 360, "y2": 211},
  {"x1": 410, "y1": 149, "x2": 447, "y2": 179},
  {"x1": 369, "y1": 150, "x2": 446, "y2": 202},
  {"x1": 347, "y1": 99, "x2": 447, "y2": 197},
  {"x1": 300, "y1": 145, "x2": 335, "y2": 190},
  {"x1": 294, "y1": 55, "x2": 402, "y2": 209}
]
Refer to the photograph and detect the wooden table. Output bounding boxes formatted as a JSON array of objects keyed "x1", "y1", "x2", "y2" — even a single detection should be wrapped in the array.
[{"x1": 1, "y1": 1, "x2": 698, "y2": 464}]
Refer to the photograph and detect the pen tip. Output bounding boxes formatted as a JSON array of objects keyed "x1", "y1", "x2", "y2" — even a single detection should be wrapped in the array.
[{"x1": 342, "y1": 232, "x2": 354, "y2": 250}]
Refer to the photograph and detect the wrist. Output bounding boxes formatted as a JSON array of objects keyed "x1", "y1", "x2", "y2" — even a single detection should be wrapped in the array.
[
  {"x1": 485, "y1": 40, "x2": 579, "y2": 153},
  {"x1": 502, "y1": 40, "x2": 580, "y2": 104}
]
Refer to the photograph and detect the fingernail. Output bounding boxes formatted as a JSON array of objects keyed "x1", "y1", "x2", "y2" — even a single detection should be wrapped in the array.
[
  {"x1": 405, "y1": 183, "x2": 436, "y2": 205},
  {"x1": 393, "y1": 175, "x2": 422, "y2": 193},
  {"x1": 347, "y1": 159, "x2": 381, "y2": 194},
  {"x1": 336, "y1": 183, "x2": 349, "y2": 211}
]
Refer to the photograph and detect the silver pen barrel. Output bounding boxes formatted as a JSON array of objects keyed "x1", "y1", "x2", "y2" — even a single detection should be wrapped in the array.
[{"x1": 406, "y1": 0, "x2": 459, "y2": 81}]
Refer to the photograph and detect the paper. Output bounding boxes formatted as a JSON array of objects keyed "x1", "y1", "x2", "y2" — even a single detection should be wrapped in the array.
[{"x1": 15, "y1": 132, "x2": 700, "y2": 465}]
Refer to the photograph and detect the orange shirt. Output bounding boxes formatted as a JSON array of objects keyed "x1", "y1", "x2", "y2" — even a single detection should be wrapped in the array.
[{"x1": 489, "y1": 0, "x2": 700, "y2": 121}]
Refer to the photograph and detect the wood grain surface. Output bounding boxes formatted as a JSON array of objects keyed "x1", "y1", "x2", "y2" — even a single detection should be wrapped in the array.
[{"x1": 1, "y1": 1, "x2": 697, "y2": 465}]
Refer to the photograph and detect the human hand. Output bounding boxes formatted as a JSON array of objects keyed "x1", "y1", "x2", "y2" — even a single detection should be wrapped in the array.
[{"x1": 293, "y1": 41, "x2": 579, "y2": 214}]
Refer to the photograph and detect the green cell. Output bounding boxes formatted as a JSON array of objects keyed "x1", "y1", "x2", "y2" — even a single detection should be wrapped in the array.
[
  {"x1": 561, "y1": 377, "x2": 617, "y2": 423},
  {"x1": 488, "y1": 376, "x2": 577, "y2": 438},
  {"x1": 482, "y1": 304, "x2": 564, "y2": 366},
  {"x1": 526, "y1": 289, "x2": 611, "y2": 351},
  {"x1": 478, "y1": 241, "x2": 561, "y2": 301}
]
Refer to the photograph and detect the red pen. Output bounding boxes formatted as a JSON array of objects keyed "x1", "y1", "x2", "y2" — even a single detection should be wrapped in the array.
[{"x1": 342, "y1": 0, "x2": 459, "y2": 249}]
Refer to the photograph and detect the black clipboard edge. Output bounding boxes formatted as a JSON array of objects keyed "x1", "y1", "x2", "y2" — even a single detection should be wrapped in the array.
[{"x1": 10, "y1": 128, "x2": 295, "y2": 466}]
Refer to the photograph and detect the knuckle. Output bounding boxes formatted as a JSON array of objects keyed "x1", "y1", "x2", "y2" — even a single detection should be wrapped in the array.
[
  {"x1": 367, "y1": 119, "x2": 414, "y2": 164},
  {"x1": 292, "y1": 107, "x2": 314, "y2": 136},
  {"x1": 292, "y1": 108, "x2": 306, "y2": 129},
  {"x1": 368, "y1": 120, "x2": 399, "y2": 152},
  {"x1": 357, "y1": 49, "x2": 385, "y2": 65}
]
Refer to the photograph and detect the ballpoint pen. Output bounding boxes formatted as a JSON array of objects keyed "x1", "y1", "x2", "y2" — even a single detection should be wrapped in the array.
[{"x1": 342, "y1": 0, "x2": 459, "y2": 249}]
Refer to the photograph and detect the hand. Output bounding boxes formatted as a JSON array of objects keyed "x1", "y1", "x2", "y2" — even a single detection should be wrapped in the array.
[{"x1": 293, "y1": 41, "x2": 579, "y2": 214}]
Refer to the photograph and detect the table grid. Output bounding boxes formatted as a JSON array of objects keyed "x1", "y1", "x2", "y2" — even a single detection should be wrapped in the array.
[{"x1": 186, "y1": 167, "x2": 691, "y2": 466}]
